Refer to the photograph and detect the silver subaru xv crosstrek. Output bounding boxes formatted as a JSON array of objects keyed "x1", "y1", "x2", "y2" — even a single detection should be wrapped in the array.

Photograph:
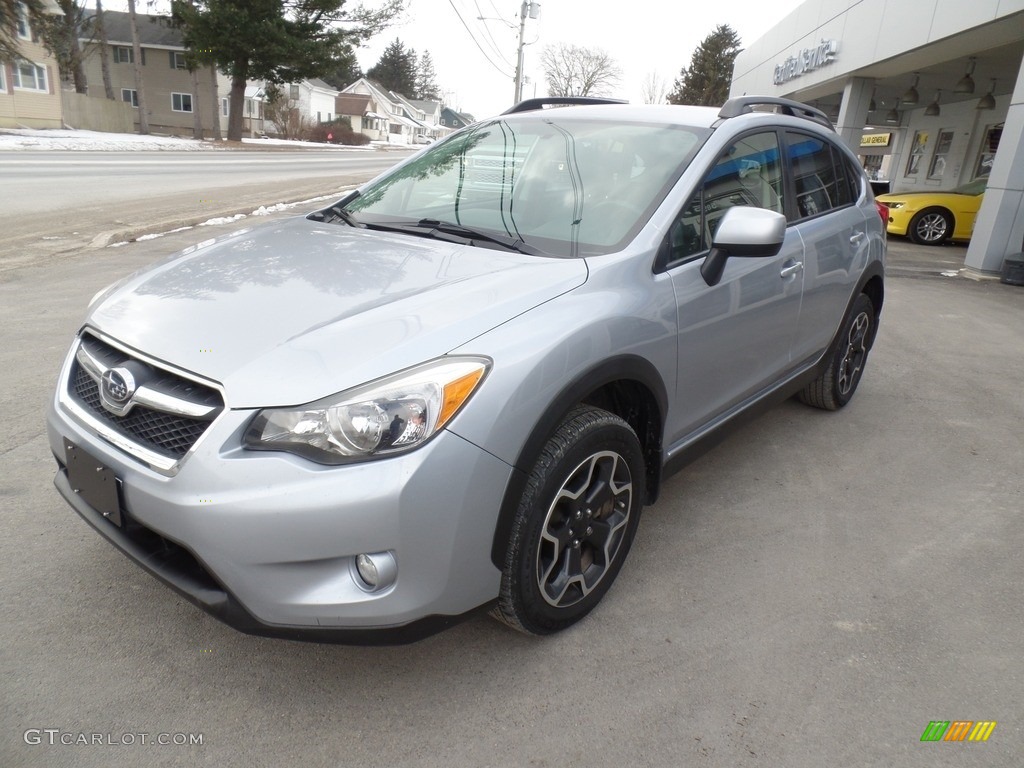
[{"x1": 48, "y1": 97, "x2": 885, "y2": 643}]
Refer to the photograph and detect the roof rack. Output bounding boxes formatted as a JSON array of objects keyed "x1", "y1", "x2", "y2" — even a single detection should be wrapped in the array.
[
  {"x1": 501, "y1": 97, "x2": 628, "y2": 115},
  {"x1": 718, "y1": 97, "x2": 835, "y2": 131}
]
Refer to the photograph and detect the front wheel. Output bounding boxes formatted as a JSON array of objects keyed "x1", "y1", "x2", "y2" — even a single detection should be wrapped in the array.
[
  {"x1": 798, "y1": 293, "x2": 875, "y2": 411},
  {"x1": 492, "y1": 406, "x2": 645, "y2": 635},
  {"x1": 908, "y1": 208, "x2": 952, "y2": 245}
]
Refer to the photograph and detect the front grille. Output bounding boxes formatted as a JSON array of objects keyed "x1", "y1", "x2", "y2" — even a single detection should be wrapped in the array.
[{"x1": 67, "y1": 334, "x2": 224, "y2": 460}]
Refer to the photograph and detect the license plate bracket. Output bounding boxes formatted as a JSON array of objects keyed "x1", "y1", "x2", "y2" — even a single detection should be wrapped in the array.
[{"x1": 64, "y1": 439, "x2": 122, "y2": 527}]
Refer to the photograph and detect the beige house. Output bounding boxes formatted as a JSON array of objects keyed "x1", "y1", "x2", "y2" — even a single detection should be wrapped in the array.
[
  {"x1": 0, "y1": 1, "x2": 64, "y2": 128},
  {"x1": 79, "y1": 10, "x2": 231, "y2": 136}
]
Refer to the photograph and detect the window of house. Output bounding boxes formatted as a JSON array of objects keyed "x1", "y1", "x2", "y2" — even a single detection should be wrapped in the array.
[
  {"x1": 13, "y1": 59, "x2": 47, "y2": 92},
  {"x1": 15, "y1": 2, "x2": 30, "y2": 39},
  {"x1": 0, "y1": 66, "x2": 6, "y2": 94},
  {"x1": 927, "y1": 129, "x2": 954, "y2": 180},
  {"x1": 114, "y1": 47, "x2": 145, "y2": 65},
  {"x1": 289, "y1": 84, "x2": 300, "y2": 100},
  {"x1": 222, "y1": 98, "x2": 229, "y2": 116},
  {"x1": 121, "y1": 88, "x2": 138, "y2": 108},
  {"x1": 172, "y1": 92, "x2": 193, "y2": 112},
  {"x1": 170, "y1": 51, "x2": 187, "y2": 70}
]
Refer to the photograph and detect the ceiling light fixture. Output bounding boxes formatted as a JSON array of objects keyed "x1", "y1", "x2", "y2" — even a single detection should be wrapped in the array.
[
  {"x1": 885, "y1": 98, "x2": 901, "y2": 124},
  {"x1": 977, "y1": 79, "x2": 997, "y2": 110},
  {"x1": 954, "y1": 58, "x2": 977, "y2": 94},
  {"x1": 924, "y1": 90, "x2": 942, "y2": 116},
  {"x1": 902, "y1": 74, "x2": 920, "y2": 105},
  {"x1": 869, "y1": 86, "x2": 877, "y2": 112}
]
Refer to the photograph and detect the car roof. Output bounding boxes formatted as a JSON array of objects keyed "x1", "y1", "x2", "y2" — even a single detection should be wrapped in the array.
[{"x1": 494, "y1": 101, "x2": 838, "y2": 137}]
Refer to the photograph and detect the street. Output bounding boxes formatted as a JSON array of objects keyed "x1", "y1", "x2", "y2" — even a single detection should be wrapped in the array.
[
  {"x1": 1, "y1": 167, "x2": 1022, "y2": 766},
  {"x1": 0, "y1": 149, "x2": 408, "y2": 272}
]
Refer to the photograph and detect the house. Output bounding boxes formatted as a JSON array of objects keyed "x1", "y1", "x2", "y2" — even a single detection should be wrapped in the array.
[
  {"x1": 410, "y1": 99, "x2": 444, "y2": 138},
  {"x1": 1, "y1": 0, "x2": 64, "y2": 129},
  {"x1": 334, "y1": 92, "x2": 389, "y2": 138},
  {"x1": 343, "y1": 78, "x2": 443, "y2": 144},
  {"x1": 265, "y1": 77, "x2": 338, "y2": 135},
  {"x1": 78, "y1": 10, "x2": 232, "y2": 136},
  {"x1": 440, "y1": 106, "x2": 474, "y2": 130}
]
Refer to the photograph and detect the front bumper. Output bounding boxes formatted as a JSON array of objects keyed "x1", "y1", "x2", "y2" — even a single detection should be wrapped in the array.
[
  {"x1": 48, "y1": 393, "x2": 511, "y2": 643},
  {"x1": 883, "y1": 206, "x2": 912, "y2": 237}
]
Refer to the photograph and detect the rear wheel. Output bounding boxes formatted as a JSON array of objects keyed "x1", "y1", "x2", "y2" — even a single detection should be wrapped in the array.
[
  {"x1": 908, "y1": 208, "x2": 952, "y2": 245},
  {"x1": 492, "y1": 406, "x2": 645, "y2": 635},
  {"x1": 799, "y1": 293, "x2": 875, "y2": 411}
]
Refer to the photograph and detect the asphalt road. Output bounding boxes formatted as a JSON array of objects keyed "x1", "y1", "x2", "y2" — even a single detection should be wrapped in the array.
[
  {"x1": 1, "y1": 195, "x2": 1022, "y2": 766},
  {"x1": 0, "y1": 148, "x2": 409, "y2": 272}
]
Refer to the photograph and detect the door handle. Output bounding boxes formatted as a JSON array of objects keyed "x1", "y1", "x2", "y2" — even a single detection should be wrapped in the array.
[
  {"x1": 850, "y1": 231, "x2": 866, "y2": 244},
  {"x1": 780, "y1": 261, "x2": 803, "y2": 278}
]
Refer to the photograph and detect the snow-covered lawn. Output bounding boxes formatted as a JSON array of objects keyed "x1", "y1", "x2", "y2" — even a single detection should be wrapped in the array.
[{"x1": 0, "y1": 127, "x2": 397, "y2": 152}]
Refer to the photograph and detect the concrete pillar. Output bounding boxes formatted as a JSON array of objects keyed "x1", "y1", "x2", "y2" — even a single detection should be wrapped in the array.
[
  {"x1": 835, "y1": 77, "x2": 875, "y2": 154},
  {"x1": 965, "y1": 52, "x2": 1024, "y2": 276}
]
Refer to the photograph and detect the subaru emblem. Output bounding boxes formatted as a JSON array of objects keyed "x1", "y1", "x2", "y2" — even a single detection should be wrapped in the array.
[{"x1": 100, "y1": 367, "x2": 136, "y2": 415}]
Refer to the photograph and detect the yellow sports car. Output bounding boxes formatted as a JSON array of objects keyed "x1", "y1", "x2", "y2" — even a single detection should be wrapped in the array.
[{"x1": 876, "y1": 178, "x2": 986, "y2": 245}]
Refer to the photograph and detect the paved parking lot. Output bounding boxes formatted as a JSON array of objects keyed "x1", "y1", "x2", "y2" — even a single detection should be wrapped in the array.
[{"x1": 1, "y1": 229, "x2": 1021, "y2": 767}]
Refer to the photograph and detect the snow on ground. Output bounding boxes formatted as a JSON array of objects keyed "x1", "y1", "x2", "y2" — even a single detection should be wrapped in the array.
[
  {"x1": 108, "y1": 191, "x2": 351, "y2": 248},
  {"x1": 0, "y1": 127, "x2": 394, "y2": 151}
]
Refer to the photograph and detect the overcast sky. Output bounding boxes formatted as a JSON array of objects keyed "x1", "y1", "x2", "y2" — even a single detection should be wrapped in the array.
[
  {"x1": 100, "y1": 0, "x2": 808, "y2": 118},
  {"x1": 356, "y1": 0, "x2": 808, "y2": 117}
]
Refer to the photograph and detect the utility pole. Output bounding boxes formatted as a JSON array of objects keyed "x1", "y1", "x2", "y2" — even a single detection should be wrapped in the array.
[{"x1": 513, "y1": 2, "x2": 541, "y2": 104}]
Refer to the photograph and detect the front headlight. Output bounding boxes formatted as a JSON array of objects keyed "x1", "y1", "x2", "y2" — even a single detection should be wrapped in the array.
[
  {"x1": 244, "y1": 356, "x2": 490, "y2": 464},
  {"x1": 886, "y1": 202, "x2": 905, "y2": 209}
]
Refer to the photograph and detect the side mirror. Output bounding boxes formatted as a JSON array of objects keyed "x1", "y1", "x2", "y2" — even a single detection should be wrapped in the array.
[{"x1": 701, "y1": 207, "x2": 787, "y2": 286}]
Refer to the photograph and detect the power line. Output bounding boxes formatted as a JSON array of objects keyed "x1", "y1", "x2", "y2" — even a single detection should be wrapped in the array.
[
  {"x1": 446, "y1": 0, "x2": 515, "y2": 79},
  {"x1": 474, "y1": 0, "x2": 516, "y2": 68}
]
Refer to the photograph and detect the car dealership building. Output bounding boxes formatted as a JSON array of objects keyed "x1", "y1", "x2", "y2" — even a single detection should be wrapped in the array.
[{"x1": 731, "y1": 0, "x2": 1024, "y2": 277}]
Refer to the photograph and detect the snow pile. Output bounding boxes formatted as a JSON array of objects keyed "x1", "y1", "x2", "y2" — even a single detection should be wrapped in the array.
[{"x1": 0, "y1": 128, "x2": 216, "y2": 151}]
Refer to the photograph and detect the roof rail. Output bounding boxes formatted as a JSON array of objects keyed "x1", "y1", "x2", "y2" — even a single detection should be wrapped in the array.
[
  {"x1": 718, "y1": 97, "x2": 835, "y2": 131},
  {"x1": 502, "y1": 96, "x2": 628, "y2": 115}
]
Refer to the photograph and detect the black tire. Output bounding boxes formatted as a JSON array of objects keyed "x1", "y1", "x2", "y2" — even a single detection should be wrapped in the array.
[
  {"x1": 908, "y1": 207, "x2": 952, "y2": 245},
  {"x1": 492, "y1": 406, "x2": 646, "y2": 635},
  {"x1": 798, "y1": 293, "x2": 875, "y2": 411}
]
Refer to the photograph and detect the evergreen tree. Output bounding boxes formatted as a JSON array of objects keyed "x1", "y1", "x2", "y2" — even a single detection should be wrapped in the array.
[
  {"x1": 171, "y1": 0, "x2": 400, "y2": 141},
  {"x1": 415, "y1": 50, "x2": 439, "y2": 101},
  {"x1": 322, "y1": 46, "x2": 363, "y2": 90},
  {"x1": 367, "y1": 37, "x2": 417, "y2": 96},
  {"x1": 667, "y1": 24, "x2": 742, "y2": 107},
  {"x1": 33, "y1": 0, "x2": 90, "y2": 93}
]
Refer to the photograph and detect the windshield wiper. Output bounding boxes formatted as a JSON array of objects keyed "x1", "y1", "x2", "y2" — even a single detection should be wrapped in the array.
[
  {"x1": 310, "y1": 191, "x2": 364, "y2": 227},
  {"x1": 413, "y1": 219, "x2": 541, "y2": 255}
]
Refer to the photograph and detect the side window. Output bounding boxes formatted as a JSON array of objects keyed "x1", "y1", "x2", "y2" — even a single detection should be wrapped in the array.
[
  {"x1": 666, "y1": 131, "x2": 784, "y2": 264},
  {"x1": 785, "y1": 132, "x2": 855, "y2": 219}
]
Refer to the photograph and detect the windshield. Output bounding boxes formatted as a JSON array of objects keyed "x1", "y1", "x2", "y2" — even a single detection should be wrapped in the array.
[
  {"x1": 952, "y1": 178, "x2": 987, "y2": 195},
  {"x1": 343, "y1": 117, "x2": 709, "y2": 257}
]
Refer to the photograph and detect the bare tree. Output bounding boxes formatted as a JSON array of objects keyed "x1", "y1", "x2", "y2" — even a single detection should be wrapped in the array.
[
  {"x1": 127, "y1": 0, "x2": 149, "y2": 133},
  {"x1": 208, "y1": 63, "x2": 221, "y2": 140},
  {"x1": 95, "y1": 0, "x2": 115, "y2": 99},
  {"x1": 190, "y1": 66, "x2": 203, "y2": 138},
  {"x1": 540, "y1": 43, "x2": 621, "y2": 98},
  {"x1": 641, "y1": 71, "x2": 666, "y2": 105}
]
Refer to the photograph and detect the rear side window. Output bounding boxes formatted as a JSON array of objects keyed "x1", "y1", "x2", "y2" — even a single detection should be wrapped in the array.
[
  {"x1": 785, "y1": 132, "x2": 857, "y2": 220},
  {"x1": 665, "y1": 131, "x2": 784, "y2": 264}
]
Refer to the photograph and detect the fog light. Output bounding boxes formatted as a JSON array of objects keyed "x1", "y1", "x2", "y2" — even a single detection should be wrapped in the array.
[{"x1": 354, "y1": 552, "x2": 397, "y2": 592}]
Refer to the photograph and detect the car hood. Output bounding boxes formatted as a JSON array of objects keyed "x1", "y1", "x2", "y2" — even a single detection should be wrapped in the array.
[{"x1": 86, "y1": 218, "x2": 587, "y2": 407}]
